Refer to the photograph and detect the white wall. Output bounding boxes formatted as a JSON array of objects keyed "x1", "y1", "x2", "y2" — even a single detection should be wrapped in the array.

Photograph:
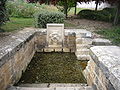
[{"x1": 77, "y1": 1, "x2": 111, "y2": 9}]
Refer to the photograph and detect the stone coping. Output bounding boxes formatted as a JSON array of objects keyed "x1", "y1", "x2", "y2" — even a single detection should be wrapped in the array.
[
  {"x1": 0, "y1": 28, "x2": 91, "y2": 68},
  {"x1": 90, "y1": 46, "x2": 120, "y2": 90},
  {"x1": 92, "y1": 38, "x2": 112, "y2": 45},
  {"x1": 0, "y1": 28, "x2": 36, "y2": 68}
]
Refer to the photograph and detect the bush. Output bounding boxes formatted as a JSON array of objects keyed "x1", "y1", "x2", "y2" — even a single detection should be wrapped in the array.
[
  {"x1": 102, "y1": 8, "x2": 116, "y2": 21},
  {"x1": 0, "y1": 0, "x2": 8, "y2": 26},
  {"x1": 34, "y1": 11, "x2": 65, "y2": 28},
  {"x1": 6, "y1": 1, "x2": 42, "y2": 18},
  {"x1": 77, "y1": 9, "x2": 110, "y2": 22},
  {"x1": 6, "y1": 1, "x2": 58, "y2": 18},
  {"x1": 77, "y1": 8, "x2": 119, "y2": 22}
]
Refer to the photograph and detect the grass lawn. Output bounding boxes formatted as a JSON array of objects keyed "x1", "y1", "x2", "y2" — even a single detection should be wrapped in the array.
[
  {"x1": 1, "y1": 17, "x2": 34, "y2": 32},
  {"x1": 0, "y1": 17, "x2": 77, "y2": 32},
  {"x1": 68, "y1": 8, "x2": 85, "y2": 16},
  {"x1": 0, "y1": 7, "x2": 85, "y2": 32},
  {"x1": 96, "y1": 26, "x2": 120, "y2": 45}
]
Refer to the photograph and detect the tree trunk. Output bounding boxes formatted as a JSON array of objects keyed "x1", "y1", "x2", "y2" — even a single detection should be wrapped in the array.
[
  {"x1": 64, "y1": 0, "x2": 68, "y2": 18},
  {"x1": 46, "y1": 0, "x2": 50, "y2": 5},
  {"x1": 95, "y1": 0, "x2": 99, "y2": 11},
  {"x1": 113, "y1": 2, "x2": 120, "y2": 25},
  {"x1": 74, "y1": 2, "x2": 77, "y2": 15}
]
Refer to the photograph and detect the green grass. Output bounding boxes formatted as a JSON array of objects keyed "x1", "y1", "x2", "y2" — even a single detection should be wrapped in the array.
[
  {"x1": 68, "y1": 8, "x2": 85, "y2": 16},
  {"x1": 0, "y1": 17, "x2": 77, "y2": 32},
  {"x1": 1, "y1": 17, "x2": 34, "y2": 32},
  {"x1": 16, "y1": 52, "x2": 87, "y2": 84},
  {"x1": 96, "y1": 26, "x2": 120, "y2": 45}
]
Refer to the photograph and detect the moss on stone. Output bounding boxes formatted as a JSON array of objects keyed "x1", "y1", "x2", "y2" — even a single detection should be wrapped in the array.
[{"x1": 16, "y1": 52, "x2": 87, "y2": 85}]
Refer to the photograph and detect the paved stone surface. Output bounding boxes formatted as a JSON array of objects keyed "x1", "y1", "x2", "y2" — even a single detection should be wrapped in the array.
[{"x1": 90, "y1": 46, "x2": 120, "y2": 90}]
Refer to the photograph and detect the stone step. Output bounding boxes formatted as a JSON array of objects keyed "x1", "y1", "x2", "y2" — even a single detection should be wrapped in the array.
[
  {"x1": 37, "y1": 47, "x2": 70, "y2": 52},
  {"x1": 19, "y1": 83, "x2": 87, "y2": 88},
  {"x1": 8, "y1": 86, "x2": 93, "y2": 90},
  {"x1": 75, "y1": 49, "x2": 90, "y2": 56},
  {"x1": 76, "y1": 44, "x2": 89, "y2": 49},
  {"x1": 76, "y1": 55, "x2": 90, "y2": 60},
  {"x1": 76, "y1": 49, "x2": 89, "y2": 53}
]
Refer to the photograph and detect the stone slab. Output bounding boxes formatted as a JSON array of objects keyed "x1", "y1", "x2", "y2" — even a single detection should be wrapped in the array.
[
  {"x1": 47, "y1": 24, "x2": 64, "y2": 47},
  {"x1": 90, "y1": 46, "x2": 120, "y2": 90}
]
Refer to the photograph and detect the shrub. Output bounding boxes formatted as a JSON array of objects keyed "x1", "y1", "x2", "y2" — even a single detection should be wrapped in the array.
[
  {"x1": 0, "y1": 0, "x2": 8, "y2": 26},
  {"x1": 77, "y1": 9, "x2": 110, "y2": 22},
  {"x1": 34, "y1": 11, "x2": 65, "y2": 28},
  {"x1": 6, "y1": 1, "x2": 42, "y2": 18},
  {"x1": 6, "y1": 1, "x2": 58, "y2": 18},
  {"x1": 77, "y1": 8, "x2": 119, "y2": 22},
  {"x1": 102, "y1": 8, "x2": 116, "y2": 21}
]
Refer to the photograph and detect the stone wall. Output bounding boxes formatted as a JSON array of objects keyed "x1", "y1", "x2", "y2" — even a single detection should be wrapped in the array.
[
  {"x1": 0, "y1": 28, "x2": 37, "y2": 90},
  {"x1": 84, "y1": 46, "x2": 120, "y2": 90},
  {"x1": 36, "y1": 30, "x2": 77, "y2": 52},
  {"x1": 75, "y1": 30, "x2": 92, "y2": 60},
  {"x1": 0, "y1": 28, "x2": 92, "y2": 90}
]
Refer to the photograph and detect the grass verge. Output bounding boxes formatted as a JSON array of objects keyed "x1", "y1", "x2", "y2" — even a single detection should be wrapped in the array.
[
  {"x1": 0, "y1": 17, "x2": 34, "y2": 32},
  {"x1": 95, "y1": 26, "x2": 120, "y2": 45},
  {"x1": 68, "y1": 8, "x2": 85, "y2": 16}
]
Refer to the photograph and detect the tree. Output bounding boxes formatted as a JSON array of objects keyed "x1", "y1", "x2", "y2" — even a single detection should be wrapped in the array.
[
  {"x1": 95, "y1": 0, "x2": 99, "y2": 11},
  {"x1": 57, "y1": 0, "x2": 75, "y2": 18},
  {"x1": 86, "y1": 0, "x2": 120, "y2": 25},
  {"x1": 26, "y1": 0, "x2": 120, "y2": 24},
  {"x1": 74, "y1": 1, "x2": 77, "y2": 15},
  {"x1": 113, "y1": 0, "x2": 120, "y2": 25}
]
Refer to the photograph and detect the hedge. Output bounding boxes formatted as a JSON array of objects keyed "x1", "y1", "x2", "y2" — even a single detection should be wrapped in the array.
[
  {"x1": 77, "y1": 8, "x2": 119, "y2": 23},
  {"x1": 34, "y1": 11, "x2": 65, "y2": 28}
]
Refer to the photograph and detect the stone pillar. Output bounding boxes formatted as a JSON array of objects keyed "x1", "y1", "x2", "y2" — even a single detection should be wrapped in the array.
[{"x1": 75, "y1": 33, "x2": 90, "y2": 60}]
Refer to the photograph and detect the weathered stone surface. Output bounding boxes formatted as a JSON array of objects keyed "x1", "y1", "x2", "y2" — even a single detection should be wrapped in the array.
[
  {"x1": 92, "y1": 38, "x2": 112, "y2": 46},
  {"x1": 75, "y1": 29, "x2": 92, "y2": 61},
  {"x1": 7, "y1": 83, "x2": 93, "y2": 90},
  {"x1": 88, "y1": 46, "x2": 120, "y2": 90}
]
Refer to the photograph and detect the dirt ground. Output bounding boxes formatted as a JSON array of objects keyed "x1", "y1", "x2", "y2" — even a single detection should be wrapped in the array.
[
  {"x1": 65, "y1": 19, "x2": 112, "y2": 31},
  {"x1": 65, "y1": 19, "x2": 113, "y2": 38},
  {"x1": 0, "y1": 19, "x2": 112, "y2": 39}
]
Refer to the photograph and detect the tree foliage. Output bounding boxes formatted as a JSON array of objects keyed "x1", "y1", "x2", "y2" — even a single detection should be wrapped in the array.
[{"x1": 56, "y1": 0, "x2": 75, "y2": 18}]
